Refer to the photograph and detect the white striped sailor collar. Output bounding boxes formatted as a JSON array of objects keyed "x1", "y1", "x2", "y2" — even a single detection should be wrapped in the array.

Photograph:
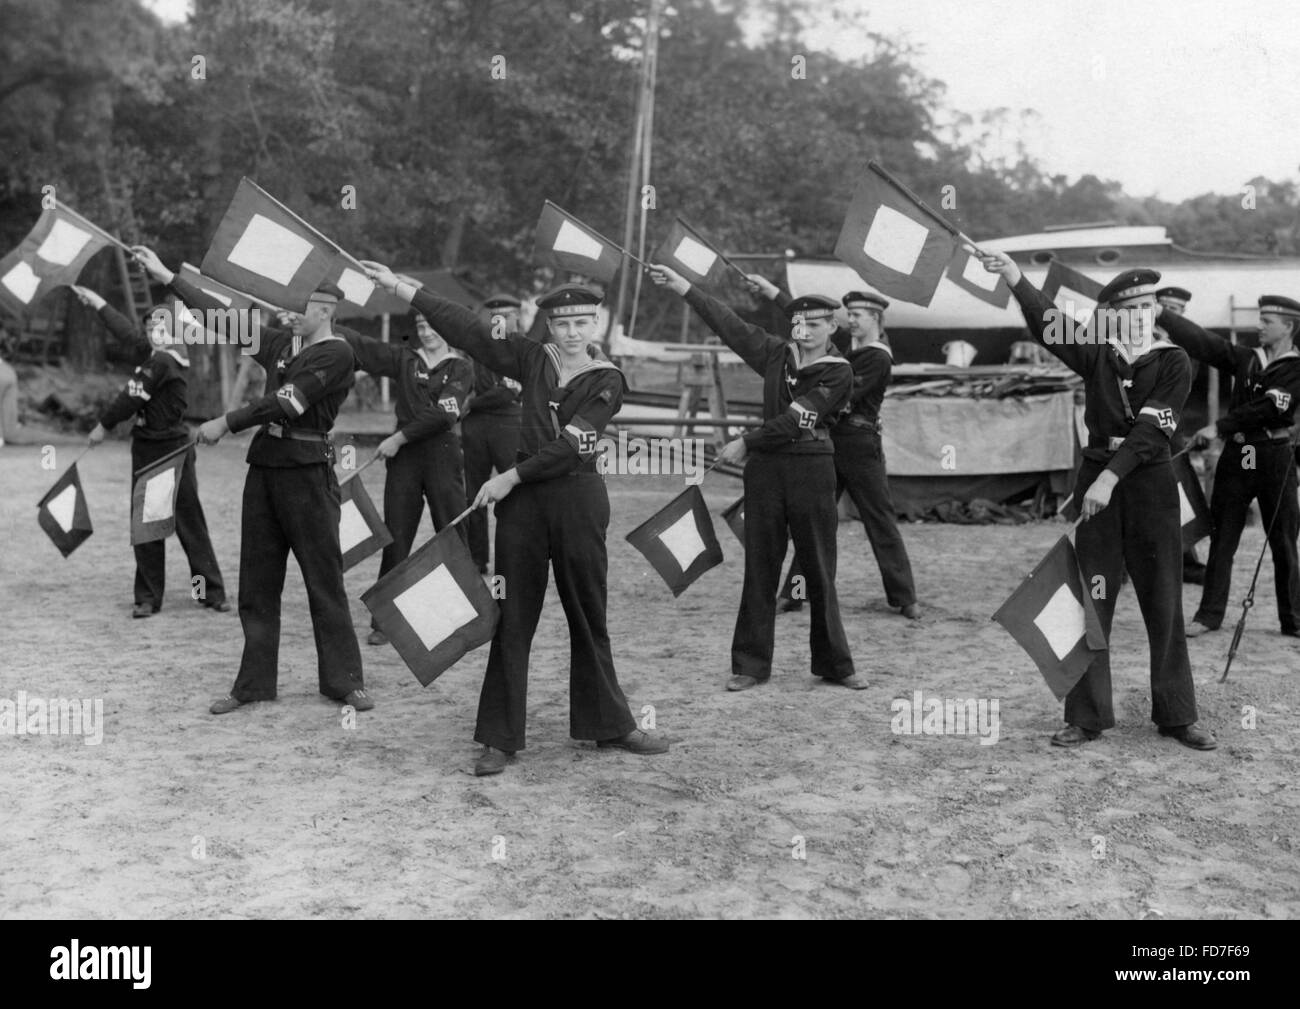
[
  {"x1": 160, "y1": 348, "x2": 190, "y2": 368},
  {"x1": 542, "y1": 343, "x2": 624, "y2": 387},
  {"x1": 786, "y1": 345, "x2": 853, "y2": 371},
  {"x1": 1254, "y1": 346, "x2": 1300, "y2": 370},
  {"x1": 849, "y1": 338, "x2": 893, "y2": 359},
  {"x1": 1113, "y1": 337, "x2": 1179, "y2": 366}
]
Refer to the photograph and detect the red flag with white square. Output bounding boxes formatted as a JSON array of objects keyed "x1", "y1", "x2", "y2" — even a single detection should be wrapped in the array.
[
  {"x1": 1040, "y1": 260, "x2": 1104, "y2": 330},
  {"x1": 338, "y1": 473, "x2": 392, "y2": 571},
  {"x1": 833, "y1": 166, "x2": 958, "y2": 307},
  {"x1": 626, "y1": 485, "x2": 725, "y2": 596},
  {"x1": 200, "y1": 178, "x2": 337, "y2": 311},
  {"x1": 534, "y1": 201, "x2": 624, "y2": 283},
  {"x1": 991, "y1": 535, "x2": 1107, "y2": 699},
  {"x1": 1172, "y1": 453, "x2": 1212, "y2": 550},
  {"x1": 37, "y1": 462, "x2": 93, "y2": 558},
  {"x1": 653, "y1": 218, "x2": 729, "y2": 286},
  {"x1": 361, "y1": 528, "x2": 499, "y2": 685},
  {"x1": 946, "y1": 245, "x2": 1011, "y2": 309},
  {"x1": 721, "y1": 496, "x2": 745, "y2": 545},
  {"x1": 0, "y1": 204, "x2": 116, "y2": 319},
  {"x1": 131, "y1": 442, "x2": 190, "y2": 545}
]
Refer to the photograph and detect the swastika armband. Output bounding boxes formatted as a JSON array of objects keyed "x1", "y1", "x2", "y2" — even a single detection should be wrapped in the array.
[
  {"x1": 276, "y1": 383, "x2": 308, "y2": 416},
  {"x1": 438, "y1": 396, "x2": 460, "y2": 417},
  {"x1": 789, "y1": 400, "x2": 819, "y2": 429},
  {"x1": 126, "y1": 378, "x2": 150, "y2": 401},
  {"x1": 563, "y1": 420, "x2": 598, "y2": 458},
  {"x1": 1137, "y1": 402, "x2": 1177, "y2": 435},
  {"x1": 1265, "y1": 388, "x2": 1293, "y2": 413}
]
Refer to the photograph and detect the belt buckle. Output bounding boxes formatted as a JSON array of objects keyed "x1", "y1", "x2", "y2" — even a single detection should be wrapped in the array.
[
  {"x1": 1107, "y1": 436, "x2": 1124, "y2": 451},
  {"x1": 268, "y1": 423, "x2": 283, "y2": 438}
]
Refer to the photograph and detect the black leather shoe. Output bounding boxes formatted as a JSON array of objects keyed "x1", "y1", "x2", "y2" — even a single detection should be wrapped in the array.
[
  {"x1": 474, "y1": 747, "x2": 512, "y2": 776},
  {"x1": 366, "y1": 629, "x2": 388, "y2": 646},
  {"x1": 777, "y1": 598, "x2": 803, "y2": 613},
  {"x1": 207, "y1": 600, "x2": 232, "y2": 613},
  {"x1": 726, "y1": 674, "x2": 761, "y2": 691},
  {"x1": 1281, "y1": 628, "x2": 1300, "y2": 638},
  {"x1": 343, "y1": 689, "x2": 374, "y2": 712},
  {"x1": 1051, "y1": 724, "x2": 1101, "y2": 747},
  {"x1": 901, "y1": 603, "x2": 923, "y2": 620},
  {"x1": 132, "y1": 603, "x2": 157, "y2": 619},
  {"x1": 597, "y1": 728, "x2": 669, "y2": 754},
  {"x1": 209, "y1": 695, "x2": 244, "y2": 715},
  {"x1": 825, "y1": 674, "x2": 870, "y2": 689},
  {"x1": 1159, "y1": 723, "x2": 1217, "y2": 750}
]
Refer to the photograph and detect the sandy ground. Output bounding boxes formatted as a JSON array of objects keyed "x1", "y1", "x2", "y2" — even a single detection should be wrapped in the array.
[{"x1": 1, "y1": 436, "x2": 1298, "y2": 920}]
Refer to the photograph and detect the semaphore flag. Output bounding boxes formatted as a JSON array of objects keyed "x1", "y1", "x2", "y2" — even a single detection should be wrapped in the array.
[
  {"x1": 534, "y1": 201, "x2": 625, "y2": 283},
  {"x1": 653, "y1": 218, "x2": 730, "y2": 287},
  {"x1": 626, "y1": 485, "x2": 724, "y2": 596},
  {"x1": 361, "y1": 527, "x2": 498, "y2": 685},
  {"x1": 721, "y1": 496, "x2": 746, "y2": 545},
  {"x1": 834, "y1": 163, "x2": 959, "y2": 308},
  {"x1": 0, "y1": 203, "x2": 118, "y2": 319},
  {"x1": 178, "y1": 262, "x2": 274, "y2": 314},
  {"x1": 1040, "y1": 260, "x2": 1104, "y2": 329},
  {"x1": 200, "y1": 178, "x2": 340, "y2": 311},
  {"x1": 992, "y1": 535, "x2": 1106, "y2": 699},
  {"x1": 323, "y1": 252, "x2": 414, "y2": 317},
  {"x1": 131, "y1": 442, "x2": 190, "y2": 546},
  {"x1": 947, "y1": 245, "x2": 1011, "y2": 309},
  {"x1": 338, "y1": 474, "x2": 392, "y2": 571},
  {"x1": 37, "y1": 462, "x2": 93, "y2": 557},
  {"x1": 1173, "y1": 453, "x2": 1212, "y2": 550}
]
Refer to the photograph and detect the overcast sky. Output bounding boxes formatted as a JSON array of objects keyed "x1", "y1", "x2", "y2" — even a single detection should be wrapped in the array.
[{"x1": 143, "y1": 0, "x2": 1298, "y2": 202}]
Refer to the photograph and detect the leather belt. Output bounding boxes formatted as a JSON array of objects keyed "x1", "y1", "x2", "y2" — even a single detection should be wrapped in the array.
[
  {"x1": 843, "y1": 414, "x2": 882, "y2": 433},
  {"x1": 265, "y1": 423, "x2": 331, "y2": 443},
  {"x1": 1232, "y1": 428, "x2": 1290, "y2": 445}
]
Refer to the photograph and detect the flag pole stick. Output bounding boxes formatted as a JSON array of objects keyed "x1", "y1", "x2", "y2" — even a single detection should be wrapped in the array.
[
  {"x1": 132, "y1": 438, "x2": 198, "y2": 478},
  {"x1": 545, "y1": 201, "x2": 652, "y2": 271},
  {"x1": 38, "y1": 443, "x2": 99, "y2": 508},
  {"x1": 446, "y1": 503, "x2": 479, "y2": 529},
  {"x1": 1220, "y1": 465, "x2": 1294, "y2": 682},
  {"x1": 58, "y1": 203, "x2": 133, "y2": 254},
  {"x1": 676, "y1": 217, "x2": 751, "y2": 282},
  {"x1": 340, "y1": 452, "x2": 383, "y2": 484},
  {"x1": 867, "y1": 161, "x2": 989, "y2": 257}
]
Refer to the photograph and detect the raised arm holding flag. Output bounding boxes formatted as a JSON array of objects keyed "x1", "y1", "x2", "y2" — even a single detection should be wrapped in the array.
[
  {"x1": 133, "y1": 245, "x2": 373, "y2": 717},
  {"x1": 361, "y1": 259, "x2": 668, "y2": 777},
  {"x1": 981, "y1": 250, "x2": 1215, "y2": 751},
  {"x1": 648, "y1": 261, "x2": 866, "y2": 693}
]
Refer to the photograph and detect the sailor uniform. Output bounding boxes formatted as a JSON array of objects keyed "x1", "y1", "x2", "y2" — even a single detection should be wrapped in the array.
[
  {"x1": 342, "y1": 331, "x2": 473, "y2": 622},
  {"x1": 1161, "y1": 310, "x2": 1300, "y2": 633},
  {"x1": 1010, "y1": 276, "x2": 1198, "y2": 731},
  {"x1": 96, "y1": 302, "x2": 226, "y2": 612},
  {"x1": 684, "y1": 286, "x2": 857, "y2": 682},
  {"x1": 461, "y1": 361, "x2": 523, "y2": 570},
  {"x1": 171, "y1": 276, "x2": 364, "y2": 702},
  {"x1": 405, "y1": 286, "x2": 638, "y2": 753}
]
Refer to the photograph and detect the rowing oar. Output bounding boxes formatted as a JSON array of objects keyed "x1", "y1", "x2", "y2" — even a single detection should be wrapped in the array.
[{"x1": 1221, "y1": 466, "x2": 1295, "y2": 683}]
